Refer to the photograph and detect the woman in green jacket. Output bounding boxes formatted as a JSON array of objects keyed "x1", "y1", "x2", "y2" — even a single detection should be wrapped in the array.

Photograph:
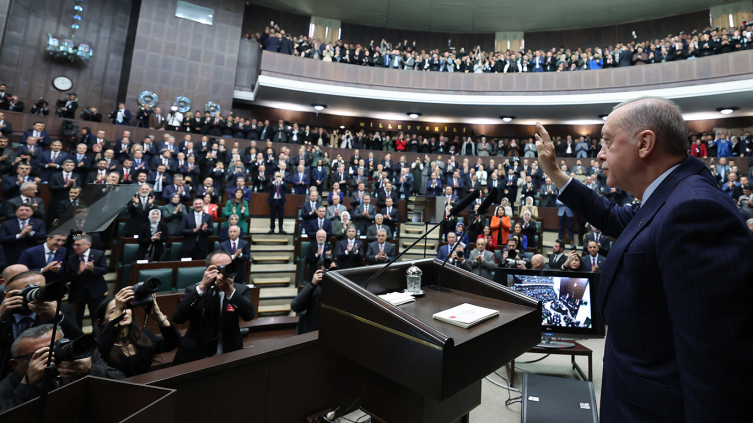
[{"x1": 223, "y1": 188, "x2": 249, "y2": 233}]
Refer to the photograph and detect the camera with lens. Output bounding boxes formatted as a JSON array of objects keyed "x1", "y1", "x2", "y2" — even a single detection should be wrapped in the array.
[
  {"x1": 126, "y1": 277, "x2": 161, "y2": 309},
  {"x1": 30, "y1": 98, "x2": 49, "y2": 116},
  {"x1": 216, "y1": 262, "x2": 238, "y2": 278},
  {"x1": 52, "y1": 334, "x2": 97, "y2": 362},
  {"x1": 319, "y1": 251, "x2": 335, "y2": 273},
  {"x1": 504, "y1": 249, "x2": 527, "y2": 268},
  {"x1": 11, "y1": 282, "x2": 67, "y2": 312}
]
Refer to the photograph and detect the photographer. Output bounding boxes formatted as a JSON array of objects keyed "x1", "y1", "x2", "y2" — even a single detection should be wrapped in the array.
[
  {"x1": 29, "y1": 99, "x2": 49, "y2": 116},
  {"x1": 291, "y1": 256, "x2": 330, "y2": 335},
  {"x1": 109, "y1": 103, "x2": 131, "y2": 126},
  {"x1": 0, "y1": 324, "x2": 123, "y2": 410},
  {"x1": 449, "y1": 249, "x2": 473, "y2": 272},
  {"x1": 0, "y1": 271, "x2": 83, "y2": 379},
  {"x1": 166, "y1": 106, "x2": 183, "y2": 132},
  {"x1": 495, "y1": 236, "x2": 529, "y2": 269},
  {"x1": 172, "y1": 251, "x2": 256, "y2": 365},
  {"x1": 80, "y1": 107, "x2": 102, "y2": 122},
  {"x1": 56, "y1": 93, "x2": 78, "y2": 119},
  {"x1": 95, "y1": 287, "x2": 180, "y2": 377}
]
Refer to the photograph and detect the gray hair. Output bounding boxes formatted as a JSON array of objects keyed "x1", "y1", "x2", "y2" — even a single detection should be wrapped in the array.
[
  {"x1": 76, "y1": 234, "x2": 93, "y2": 245},
  {"x1": 20, "y1": 182, "x2": 36, "y2": 191},
  {"x1": 11, "y1": 324, "x2": 63, "y2": 358},
  {"x1": 376, "y1": 228, "x2": 387, "y2": 235},
  {"x1": 612, "y1": 96, "x2": 689, "y2": 157},
  {"x1": 375, "y1": 213, "x2": 383, "y2": 219},
  {"x1": 747, "y1": 218, "x2": 753, "y2": 226}
]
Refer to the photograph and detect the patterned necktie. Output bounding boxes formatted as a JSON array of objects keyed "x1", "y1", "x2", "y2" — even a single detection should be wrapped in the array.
[
  {"x1": 232, "y1": 241, "x2": 237, "y2": 254},
  {"x1": 47, "y1": 251, "x2": 54, "y2": 264}
]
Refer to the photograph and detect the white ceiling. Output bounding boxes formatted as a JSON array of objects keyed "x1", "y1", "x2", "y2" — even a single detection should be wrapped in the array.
[
  {"x1": 238, "y1": 83, "x2": 753, "y2": 127},
  {"x1": 251, "y1": 0, "x2": 725, "y2": 32}
]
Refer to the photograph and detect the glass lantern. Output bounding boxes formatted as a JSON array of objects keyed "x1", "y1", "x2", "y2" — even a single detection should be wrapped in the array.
[{"x1": 405, "y1": 263, "x2": 424, "y2": 296}]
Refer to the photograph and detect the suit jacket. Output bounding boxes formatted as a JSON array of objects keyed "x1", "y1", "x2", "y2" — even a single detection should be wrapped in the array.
[
  {"x1": 336, "y1": 239, "x2": 364, "y2": 269},
  {"x1": 376, "y1": 190, "x2": 399, "y2": 209},
  {"x1": 365, "y1": 241, "x2": 396, "y2": 264},
  {"x1": 3, "y1": 196, "x2": 45, "y2": 220},
  {"x1": 266, "y1": 180, "x2": 287, "y2": 202},
  {"x1": 469, "y1": 249, "x2": 495, "y2": 279},
  {"x1": 326, "y1": 204, "x2": 347, "y2": 222},
  {"x1": 147, "y1": 171, "x2": 172, "y2": 192},
  {"x1": 148, "y1": 113, "x2": 167, "y2": 129},
  {"x1": 583, "y1": 232, "x2": 611, "y2": 257},
  {"x1": 305, "y1": 241, "x2": 333, "y2": 282},
  {"x1": 305, "y1": 218, "x2": 332, "y2": 238},
  {"x1": 48, "y1": 172, "x2": 76, "y2": 205},
  {"x1": 365, "y1": 224, "x2": 393, "y2": 243},
  {"x1": 125, "y1": 196, "x2": 158, "y2": 236},
  {"x1": 581, "y1": 253, "x2": 606, "y2": 272},
  {"x1": 162, "y1": 184, "x2": 192, "y2": 202},
  {"x1": 66, "y1": 249, "x2": 108, "y2": 303},
  {"x1": 559, "y1": 155, "x2": 753, "y2": 422},
  {"x1": 219, "y1": 239, "x2": 250, "y2": 284},
  {"x1": 301, "y1": 200, "x2": 322, "y2": 222},
  {"x1": 0, "y1": 218, "x2": 46, "y2": 264},
  {"x1": 17, "y1": 245, "x2": 67, "y2": 280},
  {"x1": 20, "y1": 130, "x2": 50, "y2": 147},
  {"x1": 548, "y1": 252, "x2": 567, "y2": 269},
  {"x1": 36, "y1": 151, "x2": 69, "y2": 180},
  {"x1": 180, "y1": 212, "x2": 214, "y2": 251},
  {"x1": 352, "y1": 204, "x2": 376, "y2": 233},
  {"x1": 172, "y1": 282, "x2": 255, "y2": 365}
]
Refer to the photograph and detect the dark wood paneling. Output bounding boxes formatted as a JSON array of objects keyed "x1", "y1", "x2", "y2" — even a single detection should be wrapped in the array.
[
  {"x1": 0, "y1": 0, "x2": 133, "y2": 111},
  {"x1": 125, "y1": 0, "x2": 244, "y2": 115},
  {"x1": 525, "y1": 10, "x2": 711, "y2": 51},
  {"x1": 340, "y1": 22, "x2": 495, "y2": 52},
  {"x1": 241, "y1": 3, "x2": 310, "y2": 40}
]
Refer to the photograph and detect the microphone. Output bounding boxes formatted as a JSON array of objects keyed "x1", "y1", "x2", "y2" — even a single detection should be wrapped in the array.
[
  {"x1": 475, "y1": 187, "x2": 498, "y2": 217},
  {"x1": 449, "y1": 189, "x2": 480, "y2": 217},
  {"x1": 433, "y1": 187, "x2": 498, "y2": 292}
]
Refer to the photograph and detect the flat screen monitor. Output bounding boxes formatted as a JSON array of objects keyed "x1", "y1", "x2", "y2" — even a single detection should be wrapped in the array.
[{"x1": 495, "y1": 268, "x2": 605, "y2": 347}]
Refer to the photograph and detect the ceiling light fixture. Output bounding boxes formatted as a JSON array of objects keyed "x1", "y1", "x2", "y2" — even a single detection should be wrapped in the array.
[
  {"x1": 339, "y1": 125, "x2": 345, "y2": 129},
  {"x1": 407, "y1": 112, "x2": 421, "y2": 119},
  {"x1": 312, "y1": 104, "x2": 327, "y2": 111},
  {"x1": 500, "y1": 116, "x2": 515, "y2": 122},
  {"x1": 716, "y1": 107, "x2": 738, "y2": 115}
]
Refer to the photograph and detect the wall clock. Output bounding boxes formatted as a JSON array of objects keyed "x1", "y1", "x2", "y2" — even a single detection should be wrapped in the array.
[{"x1": 52, "y1": 75, "x2": 73, "y2": 91}]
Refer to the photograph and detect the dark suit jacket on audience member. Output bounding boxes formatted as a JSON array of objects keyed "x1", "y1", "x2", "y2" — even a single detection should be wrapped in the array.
[
  {"x1": 218, "y1": 239, "x2": 250, "y2": 284},
  {"x1": 558, "y1": 155, "x2": 753, "y2": 422},
  {"x1": 172, "y1": 282, "x2": 255, "y2": 365},
  {"x1": 336, "y1": 239, "x2": 364, "y2": 269},
  {"x1": 65, "y1": 248, "x2": 108, "y2": 304},
  {"x1": 0, "y1": 218, "x2": 46, "y2": 264},
  {"x1": 179, "y1": 212, "x2": 214, "y2": 253},
  {"x1": 137, "y1": 222, "x2": 169, "y2": 261}
]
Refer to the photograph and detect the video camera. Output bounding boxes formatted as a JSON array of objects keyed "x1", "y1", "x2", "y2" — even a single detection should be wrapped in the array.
[
  {"x1": 30, "y1": 98, "x2": 49, "y2": 116},
  {"x1": 126, "y1": 277, "x2": 162, "y2": 309},
  {"x1": 52, "y1": 334, "x2": 97, "y2": 361}
]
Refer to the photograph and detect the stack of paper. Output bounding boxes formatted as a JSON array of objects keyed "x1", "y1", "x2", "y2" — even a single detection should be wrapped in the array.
[
  {"x1": 378, "y1": 291, "x2": 416, "y2": 306},
  {"x1": 432, "y1": 303, "x2": 499, "y2": 328}
]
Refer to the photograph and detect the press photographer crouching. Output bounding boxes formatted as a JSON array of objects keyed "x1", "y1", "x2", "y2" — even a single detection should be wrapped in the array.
[
  {"x1": 495, "y1": 236, "x2": 530, "y2": 270},
  {"x1": 0, "y1": 271, "x2": 83, "y2": 379},
  {"x1": 0, "y1": 323, "x2": 124, "y2": 410},
  {"x1": 171, "y1": 251, "x2": 256, "y2": 365},
  {"x1": 291, "y1": 247, "x2": 337, "y2": 335},
  {"x1": 95, "y1": 280, "x2": 180, "y2": 377}
]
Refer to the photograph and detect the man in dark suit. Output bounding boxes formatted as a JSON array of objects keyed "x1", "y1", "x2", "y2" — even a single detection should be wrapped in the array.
[
  {"x1": 376, "y1": 181, "x2": 399, "y2": 209},
  {"x1": 539, "y1": 177, "x2": 558, "y2": 207},
  {"x1": 365, "y1": 214, "x2": 394, "y2": 243},
  {"x1": 581, "y1": 240, "x2": 606, "y2": 272},
  {"x1": 48, "y1": 160, "x2": 78, "y2": 207},
  {"x1": 305, "y1": 206, "x2": 333, "y2": 238},
  {"x1": 66, "y1": 234, "x2": 108, "y2": 328},
  {"x1": 0, "y1": 271, "x2": 84, "y2": 379},
  {"x1": 70, "y1": 143, "x2": 91, "y2": 182},
  {"x1": 535, "y1": 98, "x2": 753, "y2": 422},
  {"x1": 305, "y1": 230, "x2": 333, "y2": 282},
  {"x1": 272, "y1": 120, "x2": 288, "y2": 143},
  {"x1": 19, "y1": 122, "x2": 50, "y2": 147},
  {"x1": 583, "y1": 226, "x2": 611, "y2": 257},
  {"x1": 36, "y1": 140, "x2": 69, "y2": 180},
  {"x1": 291, "y1": 164, "x2": 309, "y2": 195},
  {"x1": 381, "y1": 197, "x2": 399, "y2": 234},
  {"x1": 61, "y1": 93, "x2": 78, "y2": 118},
  {"x1": 548, "y1": 240, "x2": 567, "y2": 270},
  {"x1": 180, "y1": 198, "x2": 214, "y2": 260},
  {"x1": 425, "y1": 172, "x2": 442, "y2": 196},
  {"x1": 85, "y1": 159, "x2": 109, "y2": 186},
  {"x1": 300, "y1": 190, "x2": 321, "y2": 224},
  {"x1": 0, "y1": 136, "x2": 16, "y2": 176},
  {"x1": 279, "y1": 34, "x2": 294, "y2": 54},
  {"x1": 352, "y1": 194, "x2": 376, "y2": 234},
  {"x1": 267, "y1": 171, "x2": 288, "y2": 234},
  {"x1": 0, "y1": 204, "x2": 46, "y2": 264},
  {"x1": 218, "y1": 225, "x2": 250, "y2": 285},
  {"x1": 336, "y1": 226, "x2": 364, "y2": 269},
  {"x1": 162, "y1": 174, "x2": 192, "y2": 202},
  {"x1": 3, "y1": 181, "x2": 45, "y2": 220},
  {"x1": 0, "y1": 112, "x2": 12, "y2": 138},
  {"x1": 17, "y1": 235, "x2": 67, "y2": 281},
  {"x1": 172, "y1": 251, "x2": 256, "y2": 365},
  {"x1": 51, "y1": 185, "x2": 81, "y2": 226},
  {"x1": 365, "y1": 229, "x2": 396, "y2": 264},
  {"x1": 124, "y1": 184, "x2": 157, "y2": 237}
]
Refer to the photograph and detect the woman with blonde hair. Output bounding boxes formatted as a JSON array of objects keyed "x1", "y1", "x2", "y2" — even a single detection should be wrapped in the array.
[{"x1": 519, "y1": 196, "x2": 539, "y2": 220}]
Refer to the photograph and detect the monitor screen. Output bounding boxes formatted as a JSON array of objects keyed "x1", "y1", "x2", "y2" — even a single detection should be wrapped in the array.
[{"x1": 496, "y1": 269, "x2": 605, "y2": 339}]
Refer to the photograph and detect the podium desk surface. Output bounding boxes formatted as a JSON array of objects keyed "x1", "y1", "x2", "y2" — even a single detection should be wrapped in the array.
[{"x1": 394, "y1": 288, "x2": 535, "y2": 346}]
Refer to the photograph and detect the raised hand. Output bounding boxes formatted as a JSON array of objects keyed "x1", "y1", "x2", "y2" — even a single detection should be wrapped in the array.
[{"x1": 534, "y1": 122, "x2": 568, "y2": 187}]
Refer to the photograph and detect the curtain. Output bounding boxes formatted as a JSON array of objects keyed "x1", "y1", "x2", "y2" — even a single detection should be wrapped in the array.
[
  {"x1": 710, "y1": 1, "x2": 752, "y2": 29},
  {"x1": 495, "y1": 32, "x2": 524, "y2": 52},
  {"x1": 311, "y1": 16, "x2": 341, "y2": 45}
]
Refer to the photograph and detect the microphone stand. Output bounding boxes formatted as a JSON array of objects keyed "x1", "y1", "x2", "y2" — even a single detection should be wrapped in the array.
[
  {"x1": 363, "y1": 218, "x2": 446, "y2": 291},
  {"x1": 37, "y1": 229, "x2": 79, "y2": 423},
  {"x1": 429, "y1": 214, "x2": 478, "y2": 293}
]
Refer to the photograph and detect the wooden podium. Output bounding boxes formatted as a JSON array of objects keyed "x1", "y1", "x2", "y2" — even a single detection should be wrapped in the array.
[
  {"x1": 320, "y1": 258, "x2": 542, "y2": 423},
  {"x1": 0, "y1": 376, "x2": 176, "y2": 422}
]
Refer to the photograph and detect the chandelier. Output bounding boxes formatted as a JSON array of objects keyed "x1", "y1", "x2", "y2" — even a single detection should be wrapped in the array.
[{"x1": 46, "y1": 0, "x2": 93, "y2": 64}]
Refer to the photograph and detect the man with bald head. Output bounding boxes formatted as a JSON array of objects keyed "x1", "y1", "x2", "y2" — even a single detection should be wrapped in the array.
[
  {"x1": 0, "y1": 271, "x2": 84, "y2": 378},
  {"x1": 535, "y1": 96, "x2": 753, "y2": 422},
  {"x1": 0, "y1": 264, "x2": 29, "y2": 295},
  {"x1": 529, "y1": 254, "x2": 547, "y2": 270}
]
